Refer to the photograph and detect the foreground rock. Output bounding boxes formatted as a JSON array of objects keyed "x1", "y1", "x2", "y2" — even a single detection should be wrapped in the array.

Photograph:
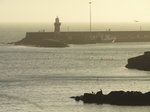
[
  {"x1": 13, "y1": 37, "x2": 68, "y2": 48},
  {"x1": 71, "y1": 90, "x2": 150, "y2": 105},
  {"x1": 126, "y1": 51, "x2": 150, "y2": 71}
]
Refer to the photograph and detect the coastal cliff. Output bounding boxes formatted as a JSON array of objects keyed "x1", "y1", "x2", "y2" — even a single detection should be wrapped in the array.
[{"x1": 126, "y1": 52, "x2": 150, "y2": 71}]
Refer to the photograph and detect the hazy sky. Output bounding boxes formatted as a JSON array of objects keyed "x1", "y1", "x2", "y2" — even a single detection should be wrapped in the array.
[{"x1": 0, "y1": 0, "x2": 150, "y2": 23}]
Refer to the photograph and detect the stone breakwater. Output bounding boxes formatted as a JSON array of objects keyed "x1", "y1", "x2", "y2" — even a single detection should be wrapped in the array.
[
  {"x1": 71, "y1": 90, "x2": 150, "y2": 105},
  {"x1": 13, "y1": 31, "x2": 150, "y2": 47}
]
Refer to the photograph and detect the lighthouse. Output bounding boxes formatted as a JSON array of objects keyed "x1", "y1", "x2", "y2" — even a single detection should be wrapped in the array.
[{"x1": 54, "y1": 17, "x2": 61, "y2": 33}]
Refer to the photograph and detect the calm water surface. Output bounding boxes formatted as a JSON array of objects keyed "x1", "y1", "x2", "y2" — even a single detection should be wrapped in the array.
[{"x1": 0, "y1": 43, "x2": 150, "y2": 112}]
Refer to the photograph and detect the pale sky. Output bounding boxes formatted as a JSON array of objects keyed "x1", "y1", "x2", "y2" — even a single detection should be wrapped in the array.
[{"x1": 0, "y1": 0, "x2": 150, "y2": 23}]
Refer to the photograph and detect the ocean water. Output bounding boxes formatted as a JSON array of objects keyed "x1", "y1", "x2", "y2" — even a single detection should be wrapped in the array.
[
  {"x1": 0, "y1": 43, "x2": 150, "y2": 112},
  {"x1": 0, "y1": 23, "x2": 150, "y2": 112}
]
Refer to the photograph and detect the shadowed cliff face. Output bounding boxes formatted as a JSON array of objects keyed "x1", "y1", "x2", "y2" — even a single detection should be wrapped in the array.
[
  {"x1": 126, "y1": 52, "x2": 150, "y2": 71},
  {"x1": 71, "y1": 90, "x2": 150, "y2": 106}
]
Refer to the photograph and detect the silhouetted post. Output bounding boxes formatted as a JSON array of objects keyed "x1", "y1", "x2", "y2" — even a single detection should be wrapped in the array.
[
  {"x1": 67, "y1": 26, "x2": 70, "y2": 32},
  {"x1": 134, "y1": 20, "x2": 142, "y2": 31},
  {"x1": 140, "y1": 25, "x2": 142, "y2": 31},
  {"x1": 89, "y1": 1, "x2": 92, "y2": 33}
]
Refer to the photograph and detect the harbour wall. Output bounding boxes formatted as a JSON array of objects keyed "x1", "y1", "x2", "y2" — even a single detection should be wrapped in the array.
[{"x1": 21, "y1": 31, "x2": 150, "y2": 44}]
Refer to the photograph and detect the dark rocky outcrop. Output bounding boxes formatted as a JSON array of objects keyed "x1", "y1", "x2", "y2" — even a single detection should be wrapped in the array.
[
  {"x1": 126, "y1": 52, "x2": 150, "y2": 71},
  {"x1": 71, "y1": 90, "x2": 150, "y2": 105},
  {"x1": 14, "y1": 37, "x2": 68, "y2": 47}
]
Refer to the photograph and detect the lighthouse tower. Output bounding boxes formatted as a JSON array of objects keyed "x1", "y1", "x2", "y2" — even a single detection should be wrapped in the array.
[{"x1": 54, "y1": 17, "x2": 61, "y2": 33}]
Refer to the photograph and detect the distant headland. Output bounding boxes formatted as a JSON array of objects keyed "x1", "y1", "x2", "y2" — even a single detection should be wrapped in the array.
[{"x1": 14, "y1": 17, "x2": 150, "y2": 47}]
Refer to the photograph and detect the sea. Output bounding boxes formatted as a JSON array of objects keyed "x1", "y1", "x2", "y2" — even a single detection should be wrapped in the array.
[{"x1": 0, "y1": 23, "x2": 150, "y2": 112}]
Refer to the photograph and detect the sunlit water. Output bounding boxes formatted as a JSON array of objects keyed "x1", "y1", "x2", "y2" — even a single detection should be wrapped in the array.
[
  {"x1": 0, "y1": 43, "x2": 150, "y2": 112},
  {"x1": 0, "y1": 23, "x2": 150, "y2": 112}
]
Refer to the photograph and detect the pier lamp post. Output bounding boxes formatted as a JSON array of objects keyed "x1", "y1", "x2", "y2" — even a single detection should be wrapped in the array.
[
  {"x1": 89, "y1": 1, "x2": 92, "y2": 32},
  {"x1": 135, "y1": 20, "x2": 142, "y2": 31},
  {"x1": 140, "y1": 24, "x2": 142, "y2": 31}
]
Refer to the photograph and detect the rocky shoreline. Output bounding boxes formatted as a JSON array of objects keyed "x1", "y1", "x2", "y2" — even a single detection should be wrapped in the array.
[
  {"x1": 126, "y1": 51, "x2": 150, "y2": 71},
  {"x1": 71, "y1": 90, "x2": 150, "y2": 105},
  {"x1": 13, "y1": 38, "x2": 69, "y2": 48}
]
